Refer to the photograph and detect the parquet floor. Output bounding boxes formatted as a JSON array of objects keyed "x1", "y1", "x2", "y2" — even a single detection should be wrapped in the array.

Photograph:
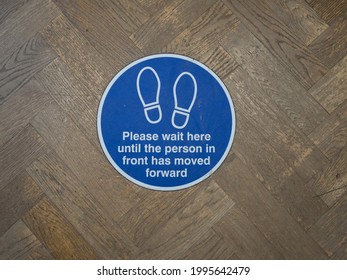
[{"x1": 0, "y1": 0, "x2": 346, "y2": 260}]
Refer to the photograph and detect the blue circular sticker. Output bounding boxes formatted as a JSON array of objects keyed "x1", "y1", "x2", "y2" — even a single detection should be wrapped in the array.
[{"x1": 97, "y1": 54, "x2": 236, "y2": 191}]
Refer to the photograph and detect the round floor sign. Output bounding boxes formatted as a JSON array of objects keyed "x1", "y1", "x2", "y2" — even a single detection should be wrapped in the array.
[{"x1": 97, "y1": 54, "x2": 236, "y2": 191}]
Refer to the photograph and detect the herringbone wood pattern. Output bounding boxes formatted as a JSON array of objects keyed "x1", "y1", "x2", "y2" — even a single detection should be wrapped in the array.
[{"x1": 0, "y1": 0, "x2": 346, "y2": 259}]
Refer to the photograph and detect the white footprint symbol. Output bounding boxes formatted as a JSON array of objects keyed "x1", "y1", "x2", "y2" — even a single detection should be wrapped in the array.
[
  {"x1": 137, "y1": 67, "x2": 162, "y2": 124},
  {"x1": 172, "y1": 72, "x2": 197, "y2": 129}
]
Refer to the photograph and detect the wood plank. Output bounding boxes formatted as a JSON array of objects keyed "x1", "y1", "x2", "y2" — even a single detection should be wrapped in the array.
[
  {"x1": 214, "y1": 157, "x2": 327, "y2": 259},
  {"x1": 136, "y1": 0, "x2": 177, "y2": 16},
  {"x1": 309, "y1": 101, "x2": 347, "y2": 160},
  {"x1": 200, "y1": 46, "x2": 239, "y2": 80},
  {"x1": 34, "y1": 58, "x2": 99, "y2": 149},
  {"x1": 307, "y1": 0, "x2": 347, "y2": 24},
  {"x1": 331, "y1": 243, "x2": 347, "y2": 260},
  {"x1": 0, "y1": 0, "x2": 60, "y2": 59},
  {"x1": 0, "y1": 173, "x2": 44, "y2": 236},
  {"x1": 309, "y1": 192, "x2": 347, "y2": 257},
  {"x1": 0, "y1": 220, "x2": 52, "y2": 260},
  {"x1": 120, "y1": 188, "x2": 193, "y2": 247},
  {"x1": 131, "y1": 0, "x2": 216, "y2": 52},
  {"x1": 214, "y1": 207, "x2": 283, "y2": 259},
  {"x1": 222, "y1": 0, "x2": 327, "y2": 89},
  {"x1": 136, "y1": 182, "x2": 234, "y2": 259},
  {"x1": 0, "y1": 125, "x2": 46, "y2": 190},
  {"x1": 52, "y1": 0, "x2": 142, "y2": 68},
  {"x1": 182, "y1": 230, "x2": 238, "y2": 260},
  {"x1": 21, "y1": 244, "x2": 53, "y2": 260},
  {"x1": 0, "y1": 34, "x2": 57, "y2": 104},
  {"x1": 27, "y1": 152, "x2": 138, "y2": 259},
  {"x1": 30, "y1": 102, "x2": 141, "y2": 218},
  {"x1": 309, "y1": 15, "x2": 347, "y2": 69},
  {"x1": 309, "y1": 55, "x2": 347, "y2": 113},
  {"x1": 230, "y1": 111, "x2": 328, "y2": 229},
  {"x1": 308, "y1": 146, "x2": 347, "y2": 207},
  {"x1": 23, "y1": 197, "x2": 98, "y2": 260},
  {"x1": 223, "y1": 23, "x2": 328, "y2": 134},
  {"x1": 225, "y1": 66, "x2": 329, "y2": 183},
  {"x1": 0, "y1": 79, "x2": 52, "y2": 146},
  {"x1": 262, "y1": 0, "x2": 328, "y2": 45},
  {"x1": 0, "y1": 0, "x2": 26, "y2": 26},
  {"x1": 164, "y1": 1, "x2": 239, "y2": 58},
  {"x1": 41, "y1": 14, "x2": 114, "y2": 99},
  {"x1": 97, "y1": 0, "x2": 149, "y2": 35}
]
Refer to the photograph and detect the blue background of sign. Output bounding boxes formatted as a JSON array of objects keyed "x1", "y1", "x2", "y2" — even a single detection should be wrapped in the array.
[{"x1": 98, "y1": 55, "x2": 235, "y2": 190}]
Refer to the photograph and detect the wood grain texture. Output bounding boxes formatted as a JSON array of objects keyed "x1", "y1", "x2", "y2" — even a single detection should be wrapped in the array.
[
  {"x1": 23, "y1": 197, "x2": 98, "y2": 260},
  {"x1": 182, "y1": 230, "x2": 238, "y2": 260},
  {"x1": 34, "y1": 58, "x2": 100, "y2": 148},
  {"x1": 53, "y1": 0, "x2": 143, "y2": 68},
  {"x1": 307, "y1": 0, "x2": 347, "y2": 24},
  {"x1": 30, "y1": 102, "x2": 141, "y2": 218},
  {"x1": 164, "y1": 1, "x2": 239, "y2": 58},
  {"x1": 263, "y1": 0, "x2": 328, "y2": 45},
  {"x1": 0, "y1": 125, "x2": 46, "y2": 190},
  {"x1": 331, "y1": 242, "x2": 347, "y2": 259},
  {"x1": 308, "y1": 146, "x2": 347, "y2": 207},
  {"x1": 0, "y1": 0, "x2": 60, "y2": 59},
  {"x1": 41, "y1": 15, "x2": 114, "y2": 98},
  {"x1": 223, "y1": 23, "x2": 328, "y2": 134},
  {"x1": 0, "y1": 79, "x2": 52, "y2": 146},
  {"x1": 200, "y1": 46, "x2": 239, "y2": 80},
  {"x1": 309, "y1": 191, "x2": 347, "y2": 257},
  {"x1": 309, "y1": 101, "x2": 347, "y2": 160},
  {"x1": 0, "y1": 0, "x2": 25, "y2": 25},
  {"x1": 131, "y1": 0, "x2": 217, "y2": 52},
  {"x1": 0, "y1": 173, "x2": 44, "y2": 236},
  {"x1": 27, "y1": 152, "x2": 138, "y2": 259},
  {"x1": 222, "y1": 0, "x2": 327, "y2": 89},
  {"x1": 120, "y1": 188, "x2": 195, "y2": 247},
  {"x1": 95, "y1": 0, "x2": 149, "y2": 35},
  {"x1": 0, "y1": 220, "x2": 52, "y2": 260},
  {"x1": 0, "y1": 34, "x2": 57, "y2": 104},
  {"x1": 136, "y1": 0, "x2": 177, "y2": 16},
  {"x1": 214, "y1": 157, "x2": 327, "y2": 259},
  {"x1": 309, "y1": 55, "x2": 347, "y2": 113},
  {"x1": 230, "y1": 110, "x2": 328, "y2": 229},
  {"x1": 214, "y1": 207, "x2": 283, "y2": 259},
  {"x1": 136, "y1": 182, "x2": 234, "y2": 259},
  {"x1": 309, "y1": 14, "x2": 347, "y2": 69},
  {"x1": 226, "y1": 66, "x2": 329, "y2": 183}
]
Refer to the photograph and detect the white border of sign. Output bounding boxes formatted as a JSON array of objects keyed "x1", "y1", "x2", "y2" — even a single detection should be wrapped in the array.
[{"x1": 97, "y1": 54, "x2": 236, "y2": 191}]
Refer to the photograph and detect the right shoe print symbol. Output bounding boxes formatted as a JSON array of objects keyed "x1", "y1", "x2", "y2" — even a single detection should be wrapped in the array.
[
  {"x1": 137, "y1": 67, "x2": 162, "y2": 124},
  {"x1": 172, "y1": 72, "x2": 197, "y2": 129}
]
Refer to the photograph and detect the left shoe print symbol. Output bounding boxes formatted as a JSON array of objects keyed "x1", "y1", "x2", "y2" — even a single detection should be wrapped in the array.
[{"x1": 137, "y1": 67, "x2": 197, "y2": 129}]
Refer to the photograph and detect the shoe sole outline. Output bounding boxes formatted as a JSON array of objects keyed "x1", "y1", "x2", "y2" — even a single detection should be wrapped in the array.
[
  {"x1": 137, "y1": 66, "x2": 162, "y2": 124},
  {"x1": 172, "y1": 72, "x2": 197, "y2": 129}
]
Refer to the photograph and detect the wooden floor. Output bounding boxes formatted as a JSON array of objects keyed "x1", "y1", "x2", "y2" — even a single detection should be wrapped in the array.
[{"x1": 0, "y1": 0, "x2": 346, "y2": 260}]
